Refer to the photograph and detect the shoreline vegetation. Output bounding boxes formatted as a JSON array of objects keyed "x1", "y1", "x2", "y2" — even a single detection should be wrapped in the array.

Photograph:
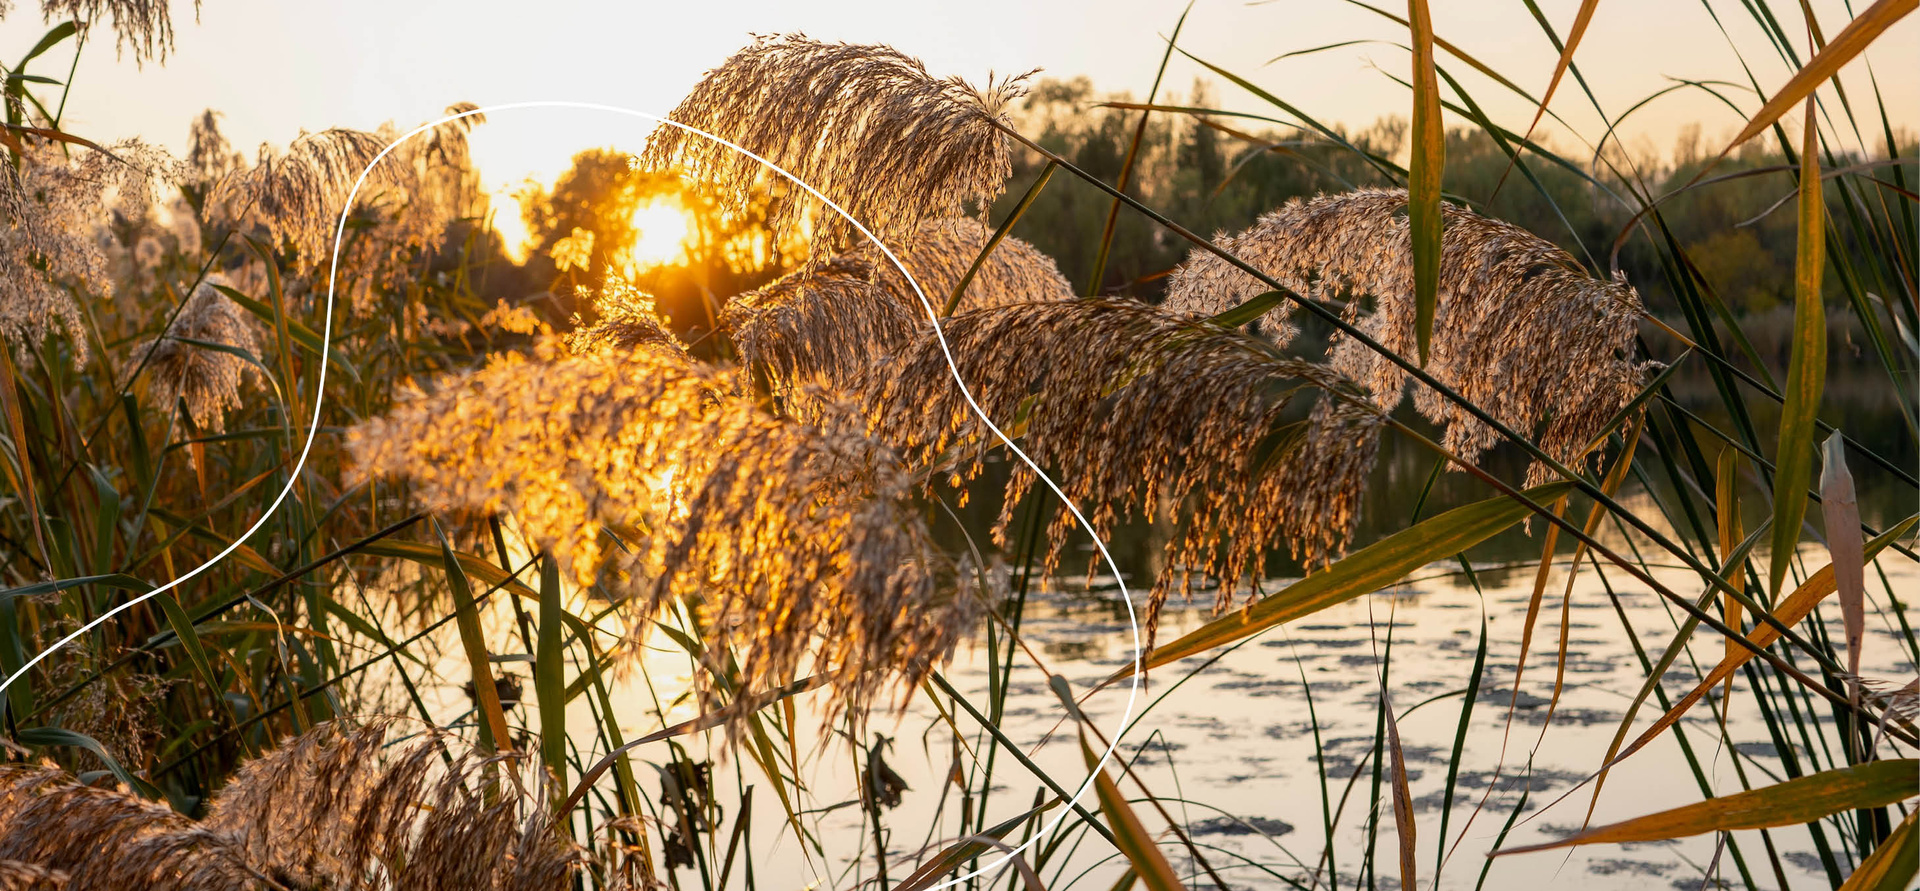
[{"x1": 0, "y1": 2, "x2": 1914, "y2": 889}]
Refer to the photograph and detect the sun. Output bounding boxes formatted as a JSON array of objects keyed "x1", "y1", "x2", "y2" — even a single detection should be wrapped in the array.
[{"x1": 625, "y1": 197, "x2": 695, "y2": 270}]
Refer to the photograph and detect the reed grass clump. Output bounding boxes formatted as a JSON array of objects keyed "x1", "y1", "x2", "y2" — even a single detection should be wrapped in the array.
[
  {"x1": 203, "y1": 106, "x2": 484, "y2": 315},
  {"x1": 865, "y1": 298, "x2": 1383, "y2": 640},
  {"x1": 0, "y1": 722, "x2": 583, "y2": 890},
  {"x1": 637, "y1": 34, "x2": 1028, "y2": 250},
  {"x1": 126, "y1": 274, "x2": 260, "y2": 434},
  {"x1": 0, "y1": 140, "x2": 178, "y2": 365},
  {"x1": 1166, "y1": 187, "x2": 1650, "y2": 480},
  {"x1": 348, "y1": 342, "x2": 978, "y2": 725}
]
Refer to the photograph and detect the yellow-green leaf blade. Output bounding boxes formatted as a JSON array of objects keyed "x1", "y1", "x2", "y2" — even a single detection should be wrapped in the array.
[
  {"x1": 1767, "y1": 95, "x2": 1828, "y2": 598},
  {"x1": 1839, "y1": 811, "x2": 1917, "y2": 891},
  {"x1": 1407, "y1": 0, "x2": 1444, "y2": 365},
  {"x1": 1115, "y1": 482, "x2": 1573, "y2": 677},
  {"x1": 1496, "y1": 760, "x2": 1917, "y2": 853}
]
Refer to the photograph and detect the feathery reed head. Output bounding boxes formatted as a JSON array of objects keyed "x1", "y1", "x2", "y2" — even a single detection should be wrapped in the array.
[
  {"x1": 206, "y1": 109, "x2": 484, "y2": 315},
  {"x1": 40, "y1": 0, "x2": 195, "y2": 65},
  {"x1": 128, "y1": 273, "x2": 261, "y2": 433},
  {"x1": 347, "y1": 341, "x2": 715, "y2": 582},
  {"x1": 565, "y1": 278, "x2": 689, "y2": 360},
  {"x1": 638, "y1": 33, "x2": 1028, "y2": 252},
  {"x1": 856, "y1": 216, "x2": 1074, "y2": 313},
  {"x1": 617, "y1": 391, "x2": 981, "y2": 729},
  {"x1": 0, "y1": 722, "x2": 581, "y2": 889},
  {"x1": 0, "y1": 139, "x2": 179, "y2": 366},
  {"x1": 207, "y1": 127, "x2": 391, "y2": 260},
  {"x1": 347, "y1": 343, "x2": 978, "y2": 727},
  {"x1": 1166, "y1": 188, "x2": 1648, "y2": 481},
  {"x1": 863, "y1": 298, "x2": 1383, "y2": 642},
  {"x1": 726, "y1": 256, "x2": 922, "y2": 398}
]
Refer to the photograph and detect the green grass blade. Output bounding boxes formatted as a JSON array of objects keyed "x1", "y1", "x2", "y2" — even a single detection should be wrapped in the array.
[
  {"x1": 154, "y1": 590, "x2": 256, "y2": 756},
  {"x1": 16, "y1": 726, "x2": 161, "y2": 797},
  {"x1": 439, "y1": 523, "x2": 513, "y2": 754},
  {"x1": 535, "y1": 553, "x2": 567, "y2": 809}
]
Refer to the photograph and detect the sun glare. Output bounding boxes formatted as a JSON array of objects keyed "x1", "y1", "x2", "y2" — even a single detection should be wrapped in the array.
[
  {"x1": 626, "y1": 198, "x2": 695, "y2": 270},
  {"x1": 487, "y1": 183, "x2": 534, "y2": 264}
]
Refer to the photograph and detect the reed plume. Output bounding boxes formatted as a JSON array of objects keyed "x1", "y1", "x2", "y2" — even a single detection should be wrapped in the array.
[
  {"x1": 205, "y1": 127, "x2": 390, "y2": 259},
  {"x1": 30, "y1": 0, "x2": 193, "y2": 64},
  {"x1": 565, "y1": 278, "x2": 689, "y2": 360},
  {"x1": 855, "y1": 216, "x2": 1074, "y2": 312},
  {"x1": 864, "y1": 298, "x2": 1382, "y2": 642},
  {"x1": 348, "y1": 344, "x2": 977, "y2": 726},
  {"x1": 726, "y1": 256, "x2": 922, "y2": 398},
  {"x1": 0, "y1": 722, "x2": 581, "y2": 889},
  {"x1": 1165, "y1": 188, "x2": 1648, "y2": 482},
  {"x1": 637, "y1": 33, "x2": 1028, "y2": 251},
  {"x1": 205, "y1": 105, "x2": 484, "y2": 315},
  {"x1": 127, "y1": 273, "x2": 260, "y2": 434},
  {"x1": 0, "y1": 140, "x2": 178, "y2": 365},
  {"x1": 727, "y1": 218, "x2": 1073, "y2": 399}
]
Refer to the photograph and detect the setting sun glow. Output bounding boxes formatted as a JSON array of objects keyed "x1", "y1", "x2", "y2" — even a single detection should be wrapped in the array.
[{"x1": 625, "y1": 198, "x2": 695, "y2": 270}]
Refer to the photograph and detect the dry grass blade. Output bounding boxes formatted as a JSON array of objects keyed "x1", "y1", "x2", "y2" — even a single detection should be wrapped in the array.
[
  {"x1": 1723, "y1": 0, "x2": 1915, "y2": 151},
  {"x1": 1504, "y1": 0, "x2": 1600, "y2": 190},
  {"x1": 1819, "y1": 432, "x2": 1865, "y2": 691},
  {"x1": 866, "y1": 298, "x2": 1382, "y2": 644},
  {"x1": 1382, "y1": 683, "x2": 1416, "y2": 891},
  {"x1": 637, "y1": 33, "x2": 1028, "y2": 250},
  {"x1": 1164, "y1": 188, "x2": 1650, "y2": 483}
]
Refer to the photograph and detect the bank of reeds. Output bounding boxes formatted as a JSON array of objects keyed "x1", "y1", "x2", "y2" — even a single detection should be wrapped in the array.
[{"x1": 0, "y1": 7, "x2": 1914, "y2": 891}]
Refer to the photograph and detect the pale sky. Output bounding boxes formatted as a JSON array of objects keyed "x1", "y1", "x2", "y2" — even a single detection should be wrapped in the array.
[{"x1": 3, "y1": 0, "x2": 1913, "y2": 194}]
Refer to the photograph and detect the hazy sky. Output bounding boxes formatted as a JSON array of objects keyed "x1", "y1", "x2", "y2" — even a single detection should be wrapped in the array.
[{"x1": 3, "y1": 0, "x2": 1913, "y2": 193}]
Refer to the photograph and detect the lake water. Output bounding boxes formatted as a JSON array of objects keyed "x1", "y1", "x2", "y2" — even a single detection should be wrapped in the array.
[{"x1": 391, "y1": 365, "x2": 1917, "y2": 890}]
